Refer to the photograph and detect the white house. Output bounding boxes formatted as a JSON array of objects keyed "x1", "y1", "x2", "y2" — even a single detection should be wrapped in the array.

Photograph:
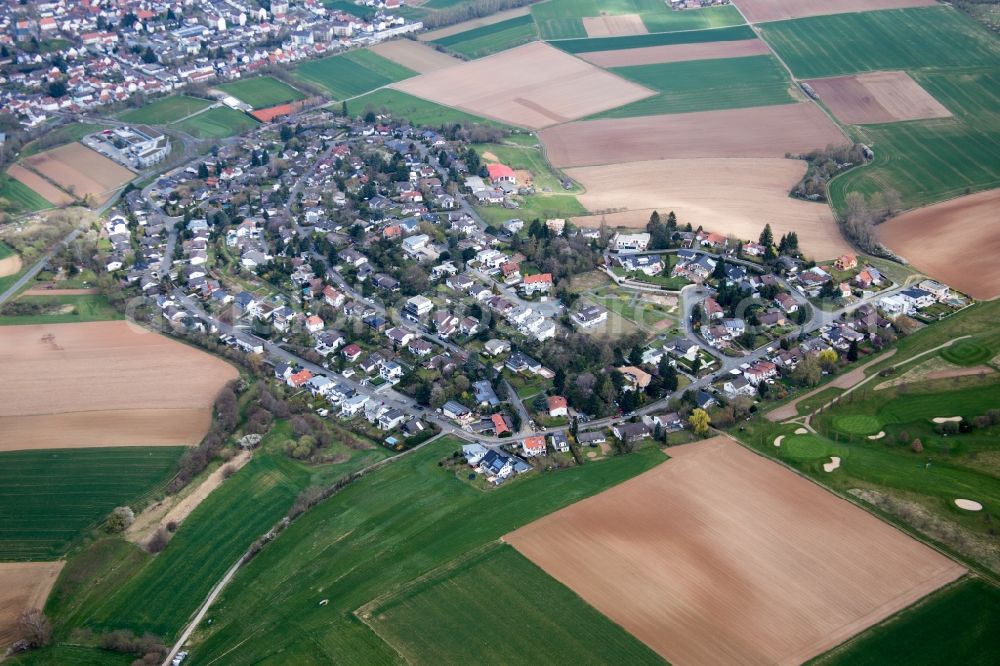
[{"x1": 611, "y1": 232, "x2": 650, "y2": 253}]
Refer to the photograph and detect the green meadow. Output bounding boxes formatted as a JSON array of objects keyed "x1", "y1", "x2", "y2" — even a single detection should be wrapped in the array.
[
  {"x1": 294, "y1": 49, "x2": 416, "y2": 100},
  {"x1": 0, "y1": 293, "x2": 123, "y2": 325},
  {"x1": 349, "y1": 88, "x2": 509, "y2": 127},
  {"x1": 118, "y1": 96, "x2": 213, "y2": 125},
  {"x1": 174, "y1": 107, "x2": 259, "y2": 139},
  {"x1": 432, "y1": 14, "x2": 538, "y2": 58},
  {"x1": 216, "y1": 76, "x2": 306, "y2": 109}
]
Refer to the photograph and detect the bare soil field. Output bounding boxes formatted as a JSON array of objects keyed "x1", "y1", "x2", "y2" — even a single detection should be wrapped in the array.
[
  {"x1": 580, "y1": 39, "x2": 771, "y2": 67},
  {"x1": 0, "y1": 321, "x2": 238, "y2": 451},
  {"x1": 418, "y1": 6, "x2": 532, "y2": 41},
  {"x1": 391, "y1": 41, "x2": 655, "y2": 129},
  {"x1": 369, "y1": 40, "x2": 462, "y2": 73},
  {"x1": 879, "y1": 188, "x2": 1000, "y2": 300},
  {"x1": 733, "y1": 0, "x2": 936, "y2": 23},
  {"x1": 566, "y1": 157, "x2": 849, "y2": 258},
  {"x1": 0, "y1": 561, "x2": 63, "y2": 648},
  {"x1": 808, "y1": 71, "x2": 952, "y2": 124},
  {"x1": 6, "y1": 164, "x2": 74, "y2": 206},
  {"x1": 21, "y1": 288, "x2": 98, "y2": 295},
  {"x1": 506, "y1": 436, "x2": 965, "y2": 666},
  {"x1": 582, "y1": 14, "x2": 648, "y2": 37},
  {"x1": 0, "y1": 255, "x2": 22, "y2": 278},
  {"x1": 540, "y1": 102, "x2": 845, "y2": 167},
  {"x1": 23, "y1": 143, "x2": 134, "y2": 204}
]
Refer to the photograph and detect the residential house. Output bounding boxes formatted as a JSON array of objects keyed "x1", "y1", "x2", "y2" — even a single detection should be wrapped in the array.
[
  {"x1": 521, "y1": 436, "x2": 547, "y2": 457},
  {"x1": 521, "y1": 273, "x2": 553, "y2": 295},
  {"x1": 573, "y1": 304, "x2": 608, "y2": 329},
  {"x1": 443, "y1": 400, "x2": 474, "y2": 424},
  {"x1": 612, "y1": 422, "x2": 650, "y2": 442},
  {"x1": 547, "y1": 395, "x2": 568, "y2": 418},
  {"x1": 611, "y1": 232, "x2": 650, "y2": 252},
  {"x1": 576, "y1": 430, "x2": 607, "y2": 446},
  {"x1": 549, "y1": 433, "x2": 571, "y2": 453}
]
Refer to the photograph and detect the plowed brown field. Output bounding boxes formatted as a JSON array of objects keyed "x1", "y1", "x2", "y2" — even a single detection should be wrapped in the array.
[
  {"x1": 579, "y1": 39, "x2": 771, "y2": 67},
  {"x1": 0, "y1": 562, "x2": 63, "y2": 648},
  {"x1": 539, "y1": 102, "x2": 845, "y2": 167},
  {"x1": 370, "y1": 40, "x2": 462, "y2": 73},
  {"x1": 567, "y1": 158, "x2": 850, "y2": 258},
  {"x1": 807, "y1": 71, "x2": 952, "y2": 124},
  {"x1": 23, "y1": 143, "x2": 134, "y2": 204},
  {"x1": 6, "y1": 164, "x2": 73, "y2": 206},
  {"x1": 878, "y1": 188, "x2": 1000, "y2": 300},
  {"x1": 506, "y1": 436, "x2": 965, "y2": 666},
  {"x1": 734, "y1": 0, "x2": 936, "y2": 23},
  {"x1": 0, "y1": 321, "x2": 238, "y2": 451},
  {"x1": 391, "y1": 42, "x2": 655, "y2": 129}
]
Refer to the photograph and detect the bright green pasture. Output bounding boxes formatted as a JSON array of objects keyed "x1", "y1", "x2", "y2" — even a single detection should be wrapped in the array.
[
  {"x1": 759, "y1": 7, "x2": 1000, "y2": 78},
  {"x1": 552, "y1": 24, "x2": 755, "y2": 52},
  {"x1": 433, "y1": 14, "x2": 538, "y2": 57},
  {"x1": 118, "y1": 96, "x2": 213, "y2": 125},
  {"x1": 0, "y1": 173, "x2": 51, "y2": 213},
  {"x1": 475, "y1": 193, "x2": 587, "y2": 226},
  {"x1": 348, "y1": 88, "x2": 508, "y2": 127},
  {"x1": 216, "y1": 76, "x2": 306, "y2": 109},
  {"x1": 594, "y1": 54, "x2": 795, "y2": 117},
  {"x1": 293, "y1": 49, "x2": 416, "y2": 100},
  {"x1": 174, "y1": 107, "x2": 259, "y2": 139},
  {"x1": 0, "y1": 447, "x2": 183, "y2": 560},
  {"x1": 814, "y1": 578, "x2": 1000, "y2": 666},
  {"x1": 0, "y1": 293, "x2": 123, "y2": 325},
  {"x1": 368, "y1": 543, "x2": 664, "y2": 664},
  {"x1": 186, "y1": 438, "x2": 665, "y2": 663}
]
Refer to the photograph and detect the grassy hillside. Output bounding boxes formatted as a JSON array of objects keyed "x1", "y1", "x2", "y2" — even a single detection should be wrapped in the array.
[{"x1": 186, "y1": 438, "x2": 665, "y2": 662}]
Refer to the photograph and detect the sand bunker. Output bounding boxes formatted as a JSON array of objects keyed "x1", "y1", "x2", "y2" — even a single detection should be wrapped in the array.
[
  {"x1": 0, "y1": 254, "x2": 22, "y2": 278},
  {"x1": 774, "y1": 435, "x2": 785, "y2": 447},
  {"x1": 540, "y1": 102, "x2": 846, "y2": 167},
  {"x1": 868, "y1": 431, "x2": 886, "y2": 440},
  {"x1": 795, "y1": 427, "x2": 809, "y2": 434},
  {"x1": 579, "y1": 39, "x2": 771, "y2": 67},
  {"x1": 369, "y1": 40, "x2": 461, "y2": 74},
  {"x1": 506, "y1": 436, "x2": 965, "y2": 665},
  {"x1": 879, "y1": 188, "x2": 1000, "y2": 300},
  {"x1": 0, "y1": 561, "x2": 64, "y2": 648},
  {"x1": 0, "y1": 321, "x2": 238, "y2": 451},
  {"x1": 391, "y1": 42, "x2": 654, "y2": 129},
  {"x1": 823, "y1": 456, "x2": 841, "y2": 472},
  {"x1": 735, "y1": 0, "x2": 936, "y2": 23},
  {"x1": 954, "y1": 499, "x2": 983, "y2": 512},
  {"x1": 932, "y1": 417, "x2": 962, "y2": 424},
  {"x1": 807, "y1": 71, "x2": 952, "y2": 125},
  {"x1": 582, "y1": 14, "x2": 648, "y2": 38},
  {"x1": 566, "y1": 157, "x2": 849, "y2": 259}
]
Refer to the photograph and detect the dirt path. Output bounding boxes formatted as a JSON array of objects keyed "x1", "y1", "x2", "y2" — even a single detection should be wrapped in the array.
[
  {"x1": 0, "y1": 562, "x2": 64, "y2": 648},
  {"x1": 21, "y1": 287, "x2": 98, "y2": 296}
]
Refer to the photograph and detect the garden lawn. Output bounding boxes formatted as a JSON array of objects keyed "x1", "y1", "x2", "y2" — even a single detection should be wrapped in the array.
[
  {"x1": 552, "y1": 24, "x2": 754, "y2": 53},
  {"x1": 758, "y1": 7, "x2": 1000, "y2": 79},
  {"x1": 118, "y1": 96, "x2": 213, "y2": 125},
  {"x1": 475, "y1": 193, "x2": 587, "y2": 226},
  {"x1": 294, "y1": 49, "x2": 416, "y2": 100},
  {"x1": 0, "y1": 447, "x2": 183, "y2": 560},
  {"x1": 174, "y1": 107, "x2": 259, "y2": 139},
  {"x1": 432, "y1": 14, "x2": 538, "y2": 58},
  {"x1": 366, "y1": 543, "x2": 663, "y2": 664},
  {"x1": 477, "y1": 143, "x2": 577, "y2": 192},
  {"x1": 0, "y1": 293, "x2": 123, "y2": 325},
  {"x1": 814, "y1": 578, "x2": 1000, "y2": 666},
  {"x1": 348, "y1": 89, "x2": 509, "y2": 127},
  {"x1": 594, "y1": 54, "x2": 795, "y2": 117},
  {"x1": 186, "y1": 437, "x2": 666, "y2": 663},
  {"x1": 0, "y1": 173, "x2": 51, "y2": 212},
  {"x1": 216, "y1": 76, "x2": 306, "y2": 109}
]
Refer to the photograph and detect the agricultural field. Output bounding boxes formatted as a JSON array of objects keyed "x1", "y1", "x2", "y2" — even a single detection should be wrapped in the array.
[
  {"x1": 578, "y1": 37, "x2": 770, "y2": 67},
  {"x1": 0, "y1": 447, "x2": 183, "y2": 560},
  {"x1": 759, "y1": 7, "x2": 1000, "y2": 79},
  {"x1": 0, "y1": 293, "x2": 122, "y2": 326},
  {"x1": 0, "y1": 242, "x2": 19, "y2": 278},
  {"x1": 0, "y1": 321, "x2": 238, "y2": 451},
  {"x1": 293, "y1": 49, "x2": 417, "y2": 100},
  {"x1": 118, "y1": 96, "x2": 213, "y2": 125},
  {"x1": 22, "y1": 143, "x2": 134, "y2": 205},
  {"x1": 173, "y1": 107, "x2": 259, "y2": 140},
  {"x1": 815, "y1": 578, "x2": 1000, "y2": 665},
  {"x1": 0, "y1": 172, "x2": 51, "y2": 213},
  {"x1": 20, "y1": 123, "x2": 102, "y2": 157},
  {"x1": 594, "y1": 54, "x2": 796, "y2": 117},
  {"x1": 6, "y1": 165, "x2": 74, "y2": 207},
  {"x1": 418, "y1": 6, "x2": 532, "y2": 41},
  {"x1": 348, "y1": 89, "x2": 509, "y2": 127},
  {"x1": 216, "y1": 76, "x2": 306, "y2": 109},
  {"x1": 431, "y1": 13, "x2": 538, "y2": 58},
  {"x1": 733, "y1": 0, "x2": 937, "y2": 23},
  {"x1": 0, "y1": 562, "x2": 64, "y2": 648},
  {"x1": 369, "y1": 39, "x2": 461, "y2": 73},
  {"x1": 507, "y1": 436, "x2": 964, "y2": 665},
  {"x1": 363, "y1": 544, "x2": 662, "y2": 664},
  {"x1": 185, "y1": 438, "x2": 665, "y2": 662},
  {"x1": 878, "y1": 188, "x2": 1000, "y2": 300},
  {"x1": 552, "y1": 23, "x2": 755, "y2": 53},
  {"x1": 540, "y1": 102, "x2": 844, "y2": 167},
  {"x1": 392, "y1": 41, "x2": 653, "y2": 129},
  {"x1": 807, "y1": 71, "x2": 952, "y2": 125},
  {"x1": 531, "y1": 0, "x2": 743, "y2": 40}
]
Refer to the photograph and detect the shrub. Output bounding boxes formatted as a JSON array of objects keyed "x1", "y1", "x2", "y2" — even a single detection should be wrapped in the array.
[
  {"x1": 16, "y1": 609, "x2": 51, "y2": 649},
  {"x1": 146, "y1": 528, "x2": 169, "y2": 554},
  {"x1": 911, "y1": 439, "x2": 924, "y2": 453},
  {"x1": 220, "y1": 464, "x2": 236, "y2": 479},
  {"x1": 105, "y1": 506, "x2": 135, "y2": 533}
]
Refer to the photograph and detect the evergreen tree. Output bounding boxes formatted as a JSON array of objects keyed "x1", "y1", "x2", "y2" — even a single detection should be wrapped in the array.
[
  {"x1": 759, "y1": 223, "x2": 774, "y2": 248},
  {"x1": 197, "y1": 162, "x2": 209, "y2": 179}
]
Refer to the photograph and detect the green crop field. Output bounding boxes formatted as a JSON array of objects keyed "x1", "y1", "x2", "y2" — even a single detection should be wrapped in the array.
[
  {"x1": 367, "y1": 543, "x2": 663, "y2": 664},
  {"x1": 0, "y1": 173, "x2": 51, "y2": 213},
  {"x1": 759, "y1": 7, "x2": 1000, "y2": 79},
  {"x1": 216, "y1": 76, "x2": 306, "y2": 109},
  {"x1": 432, "y1": 14, "x2": 538, "y2": 58},
  {"x1": 592, "y1": 54, "x2": 795, "y2": 118},
  {"x1": 814, "y1": 578, "x2": 1000, "y2": 666},
  {"x1": 531, "y1": 0, "x2": 742, "y2": 39},
  {"x1": 8, "y1": 645, "x2": 132, "y2": 666},
  {"x1": 348, "y1": 89, "x2": 508, "y2": 127},
  {"x1": 0, "y1": 293, "x2": 123, "y2": 325},
  {"x1": 552, "y1": 24, "x2": 755, "y2": 52},
  {"x1": 118, "y1": 96, "x2": 213, "y2": 125},
  {"x1": 184, "y1": 438, "x2": 664, "y2": 663},
  {"x1": 294, "y1": 49, "x2": 416, "y2": 100},
  {"x1": 829, "y1": 68, "x2": 1000, "y2": 213},
  {"x1": 0, "y1": 447, "x2": 183, "y2": 560},
  {"x1": 174, "y1": 107, "x2": 259, "y2": 139}
]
